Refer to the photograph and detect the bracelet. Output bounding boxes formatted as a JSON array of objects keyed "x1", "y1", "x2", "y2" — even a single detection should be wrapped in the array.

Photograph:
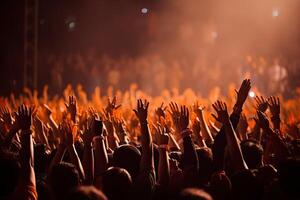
[{"x1": 158, "y1": 144, "x2": 168, "y2": 149}]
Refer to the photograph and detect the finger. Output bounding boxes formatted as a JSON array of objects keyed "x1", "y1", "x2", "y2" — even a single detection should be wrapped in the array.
[{"x1": 211, "y1": 113, "x2": 218, "y2": 121}]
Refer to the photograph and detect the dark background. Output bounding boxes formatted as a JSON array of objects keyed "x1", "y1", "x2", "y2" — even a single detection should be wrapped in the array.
[{"x1": 1, "y1": 0, "x2": 300, "y2": 96}]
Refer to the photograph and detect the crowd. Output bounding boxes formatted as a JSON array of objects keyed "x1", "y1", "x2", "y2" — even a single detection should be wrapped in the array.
[
  {"x1": 44, "y1": 52, "x2": 299, "y2": 97},
  {"x1": 0, "y1": 79, "x2": 300, "y2": 200}
]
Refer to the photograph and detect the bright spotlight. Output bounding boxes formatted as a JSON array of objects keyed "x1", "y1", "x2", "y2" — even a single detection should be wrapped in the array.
[
  {"x1": 211, "y1": 31, "x2": 218, "y2": 40},
  {"x1": 68, "y1": 21, "x2": 76, "y2": 29},
  {"x1": 141, "y1": 8, "x2": 148, "y2": 14},
  {"x1": 249, "y1": 91, "x2": 256, "y2": 98},
  {"x1": 272, "y1": 8, "x2": 279, "y2": 18}
]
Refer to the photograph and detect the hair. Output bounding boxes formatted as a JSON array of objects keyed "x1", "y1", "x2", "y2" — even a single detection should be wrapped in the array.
[
  {"x1": 48, "y1": 162, "x2": 80, "y2": 200},
  {"x1": 209, "y1": 171, "x2": 231, "y2": 200},
  {"x1": 240, "y1": 139, "x2": 263, "y2": 169},
  {"x1": 0, "y1": 153, "x2": 20, "y2": 197},
  {"x1": 196, "y1": 147, "x2": 213, "y2": 185},
  {"x1": 102, "y1": 167, "x2": 133, "y2": 200},
  {"x1": 67, "y1": 186, "x2": 107, "y2": 200},
  {"x1": 176, "y1": 188, "x2": 213, "y2": 200},
  {"x1": 113, "y1": 144, "x2": 141, "y2": 179}
]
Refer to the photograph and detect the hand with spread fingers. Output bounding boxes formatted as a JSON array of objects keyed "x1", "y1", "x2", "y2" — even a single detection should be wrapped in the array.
[
  {"x1": 133, "y1": 99, "x2": 149, "y2": 123},
  {"x1": 212, "y1": 100, "x2": 229, "y2": 124},
  {"x1": 65, "y1": 95, "x2": 77, "y2": 122},
  {"x1": 16, "y1": 104, "x2": 36, "y2": 131},
  {"x1": 178, "y1": 105, "x2": 190, "y2": 132},
  {"x1": 105, "y1": 96, "x2": 121, "y2": 115},
  {"x1": 155, "y1": 102, "x2": 167, "y2": 119},
  {"x1": 268, "y1": 96, "x2": 280, "y2": 117},
  {"x1": 255, "y1": 95, "x2": 268, "y2": 113}
]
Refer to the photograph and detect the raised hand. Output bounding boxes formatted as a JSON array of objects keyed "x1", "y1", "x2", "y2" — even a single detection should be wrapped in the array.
[
  {"x1": 82, "y1": 117, "x2": 97, "y2": 145},
  {"x1": 256, "y1": 111, "x2": 270, "y2": 130},
  {"x1": 0, "y1": 106, "x2": 13, "y2": 128},
  {"x1": 133, "y1": 99, "x2": 149, "y2": 122},
  {"x1": 235, "y1": 79, "x2": 251, "y2": 108},
  {"x1": 105, "y1": 96, "x2": 121, "y2": 115},
  {"x1": 16, "y1": 104, "x2": 35, "y2": 131},
  {"x1": 255, "y1": 95, "x2": 268, "y2": 113},
  {"x1": 156, "y1": 125, "x2": 169, "y2": 146},
  {"x1": 65, "y1": 95, "x2": 77, "y2": 122},
  {"x1": 268, "y1": 96, "x2": 280, "y2": 117},
  {"x1": 178, "y1": 105, "x2": 189, "y2": 132},
  {"x1": 168, "y1": 102, "x2": 181, "y2": 132},
  {"x1": 155, "y1": 102, "x2": 167, "y2": 119},
  {"x1": 212, "y1": 100, "x2": 229, "y2": 124},
  {"x1": 193, "y1": 101, "x2": 205, "y2": 118}
]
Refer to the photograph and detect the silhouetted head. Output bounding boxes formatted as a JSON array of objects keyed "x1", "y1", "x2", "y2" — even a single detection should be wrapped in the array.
[
  {"x1": 196, "y1": 147, "x2": 213, "y2": 184},
  {"x1": 176, "y1": 188, "x2": 213, "y2": 200},
  {"x1": 113, "y1": 144, "x2": 141, "y2": 179},
  {"x1": 240, "y1": 139, "x2": 263, "y2": 169},
  {"x1": 48, "y1": 162, "x2": 80, "y2": 200},
  {"x1": 102, "y1": 167, "x2": 132, "y2": 200},
  {"x1": 0, "y1": 153, "x2": 20, "y2": 198},
  {"x1": 210, "y1": 171, "x2": 231, "y2": 200},
  {"x1": 67, "y1": 186, "x2": 107, "y2": 200}
]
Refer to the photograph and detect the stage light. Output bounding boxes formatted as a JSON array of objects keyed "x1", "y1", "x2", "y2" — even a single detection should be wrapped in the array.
[
  {"x1": 211, "y1": 31, "x2": 218, "y2": 40},
  {"x1": 141, "y1": 8, "x2": 148, "y2": 14},
  {"x1": 272, "y1": 8, "x2": 279, "y2": 18},
  {"x1": 68, "y1": 21, "x2": 76, "y2": 29},
  {"x1": 249, "y1": 91, "x2": 255, "y2": 98}
]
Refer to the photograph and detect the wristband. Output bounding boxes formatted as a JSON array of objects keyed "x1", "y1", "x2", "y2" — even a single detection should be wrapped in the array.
[{"x1": 158, "y1": 144, "x2": 168, "y2": 149}]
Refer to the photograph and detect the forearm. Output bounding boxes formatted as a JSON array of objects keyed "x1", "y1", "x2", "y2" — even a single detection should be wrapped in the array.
[
  {"x1": 94, "y1": 137, "x2": 108, "y2": 177},
  {"x1": 224, "y1": 121, "x2": 248, "y2": 172},
  {"x1": 68, "y1": 145, "x2": 85, "y2": 180},
  {"x1": 182, "y1": 133, "x2": 198, "y2": 169},
  {"x1": 20, "y1": 130, "x2": 36, "y2": 187},
  {"x1": 198, "y1": 114, "x2": 214, "y2": 143},
  {"x1": 168, "y1": 132, "x2": 180, "y2": 151},
  {"x1": 271, "y1": 115, "x2": 281, "y2": 131},
  {"x1": 158, "y1": 148, "x2": 170, "y2": 186},
  {"x1": 140, "y1": 121, "x2": 154, "y2": 171},
  {"x1": 83, "y1": 143, "x2": 94, "y2": 185}
]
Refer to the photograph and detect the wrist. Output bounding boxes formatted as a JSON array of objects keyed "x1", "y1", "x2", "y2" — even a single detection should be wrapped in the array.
[
  {"x1": 181, "y1": 128, "x2": 192, "y2": 138},
  {"x1": 233, "y1": 103, "x2": 243, "y2": 114},
  {"x1": 140, "y1": 120, "x2": 148, "y2": 126},
  {"x1": 158, "y1": 144, "x2": 168, "y2": 150}
]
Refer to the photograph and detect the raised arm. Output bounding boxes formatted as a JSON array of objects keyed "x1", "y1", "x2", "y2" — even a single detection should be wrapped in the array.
[
  {"x1": 268, "y1": 96, "x2": 281, "y2": 131},
  {"x1": 178, "y1": 105, "x2": 199, "y2": 186},
  {"x1": 17, "y1": 105, "x2": 37, "y2": 200},
  {"x1": 94, "y1": 119, "x2": 109, "y2": 178},
  {"x1": 193, "y1": 102, "x2": 214, "y2": 144},
  {"x1": 133, "y1": 99, "x2": 154, "y2": 173},
  {"x1": 64, "y1": 121, "x2": 85, "y2": 181},
  {"x1": 212, "y1": 79, "x2": 251, "y2": 171},
  {"x1": 156, "y1": 125, "x2": 170, "y2": 186},
  {"x1": 82, "y1": 117, "x2": 96, "y2": 185},
  {"x1": 212, "y1": 101, "x2": 248, "y2": 172}
]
